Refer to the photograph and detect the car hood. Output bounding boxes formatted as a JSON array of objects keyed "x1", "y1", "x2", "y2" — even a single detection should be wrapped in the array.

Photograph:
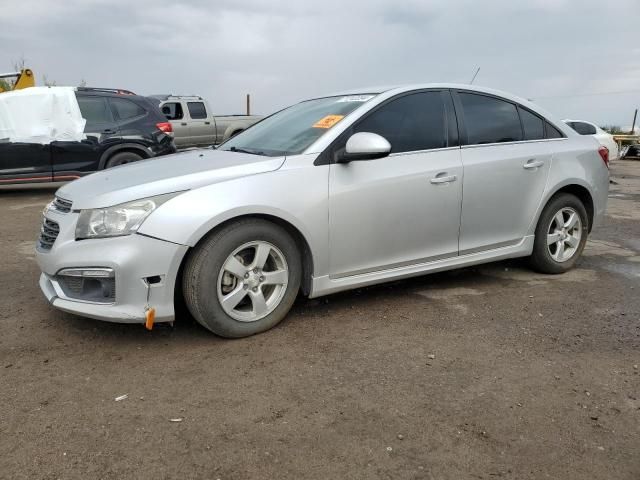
[{"x1": 56, "y1": 149, "x2": 286, "y2": 209}]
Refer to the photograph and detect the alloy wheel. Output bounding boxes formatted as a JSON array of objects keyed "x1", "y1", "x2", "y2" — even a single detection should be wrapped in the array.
[
  {"x1": 216, "y1": 241, "x2": 289, "y2": 322},
  {"x1": 546, "y1": 207, "x2": 582, "y2": 262}
]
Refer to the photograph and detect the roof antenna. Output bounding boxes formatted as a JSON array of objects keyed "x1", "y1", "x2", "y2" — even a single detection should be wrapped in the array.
[{"x1": 469, "y1": 67, "x2": 481, "y2": 85}]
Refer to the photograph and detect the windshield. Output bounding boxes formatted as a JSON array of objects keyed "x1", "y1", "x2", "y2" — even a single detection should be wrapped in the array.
[{"x1": 219, "y1": 94, "x2": 377, "y2": 156}]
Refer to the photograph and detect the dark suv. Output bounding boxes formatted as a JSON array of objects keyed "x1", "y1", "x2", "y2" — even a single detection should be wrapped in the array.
[{"x1": 0, "y1": 88, "x2": 176, "y2": 185}]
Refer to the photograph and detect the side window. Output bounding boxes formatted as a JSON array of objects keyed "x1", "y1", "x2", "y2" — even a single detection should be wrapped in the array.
[
  {"x1": 77, "y1": 96, "x2": 112, "y2": 124},
  {"x1": 459, "y1": 93, "x2": 522, "y2": 145},
  {"x1": 567, "y1": 121, "x2": 596, "y2": 135},
  {"x1": 519, "y1": 107, "x2": 545, "y2": 140},
  {"x1": 161, "y1": 102, "x2": 183, "y2": 120},
  {"x1": 110, "y1": 98, "x2": 145, "y2": 120},
  {"x1": 187, "y1": 102, "x2": 207, "y2": 120},
  {"x1": 545, "y1": 122, "x2": 564, "y2": 139},
  {"x1": 353, "y1": 91, "x2": 446, "y2": 154}
]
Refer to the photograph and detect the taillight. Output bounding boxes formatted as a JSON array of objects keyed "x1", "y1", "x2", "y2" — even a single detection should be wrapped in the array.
[
  {"x1": 156, "y1": 122, "x2": 173, "y2": 134},
  {"x1": 598, "y1": 145, "x2": 609, "y2": 168}
]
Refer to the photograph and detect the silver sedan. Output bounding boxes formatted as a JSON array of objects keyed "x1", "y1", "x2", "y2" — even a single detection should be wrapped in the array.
[{"x1": 36, "y1": 84, "x2": 609, "y2": 337}]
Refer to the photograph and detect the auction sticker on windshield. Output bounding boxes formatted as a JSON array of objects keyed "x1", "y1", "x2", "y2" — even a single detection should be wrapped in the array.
[
  {"x1": 313, "y1": 115, "x2": 345, "y2": 129},
  {"x1": 336, "y1": 95, "x2": 375, "y2": 102}
]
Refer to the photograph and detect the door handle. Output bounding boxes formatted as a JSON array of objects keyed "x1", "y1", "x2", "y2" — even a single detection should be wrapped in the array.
[
  {"x1": 181, "y1": 122, "x2": 187, "y2": 126},
  {"x1": 102, "y1": 129, "x2": 116, "y2": 134},
  {"x1": 523, "y1": 159, "x2": 544, "y2": 169},
  {"x1": 430, "y1": 174, "x2": 457, "y2": 184},
  {"x1": 204, "y1": 121, "x2": 211, "y2": 125}
]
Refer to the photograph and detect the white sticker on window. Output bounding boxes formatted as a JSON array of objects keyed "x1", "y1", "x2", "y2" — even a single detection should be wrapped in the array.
[{"x1": 336, "y1": 95, "x2": 375, "y2": 103}]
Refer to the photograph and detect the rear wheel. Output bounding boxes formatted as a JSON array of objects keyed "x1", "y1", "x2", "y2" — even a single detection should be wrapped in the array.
[
  {"x1": 105, "y1": 151, "x2": 144, "y2": 168},
  {"x1": 529, "y1": 193, "x2": 589, "y2": 274},
  {"x1": 182, "y1": 219, "x2": 301, "y2": 338}
]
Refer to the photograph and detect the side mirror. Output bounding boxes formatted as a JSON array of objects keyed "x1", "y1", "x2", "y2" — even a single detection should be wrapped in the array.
[{"x1": 337, "y1": 132, "x2": 391, "y2": 163}]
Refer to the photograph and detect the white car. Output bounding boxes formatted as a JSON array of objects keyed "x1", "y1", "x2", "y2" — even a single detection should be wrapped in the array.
[{"x1": 563, "y1": 119, "x2": 619, "y2": 161}]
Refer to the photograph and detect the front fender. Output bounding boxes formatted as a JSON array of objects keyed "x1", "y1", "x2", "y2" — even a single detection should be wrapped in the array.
[{"x1": 137, "y1": 154, "x2": 331, "y2": 277}]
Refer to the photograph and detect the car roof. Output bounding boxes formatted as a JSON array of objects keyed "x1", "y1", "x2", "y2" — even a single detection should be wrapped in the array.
[{"x1": 312, "y1": 83, "x2": 559, "y2": 125}]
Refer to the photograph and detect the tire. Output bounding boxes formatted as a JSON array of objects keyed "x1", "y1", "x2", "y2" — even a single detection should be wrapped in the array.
[
  {"x1": 182, "y1": 219, "x2": 302, "y2": 338},
  {"x1": 529, "y1": 193, "x2": 589, "y2": 274},
  {"x1": 104, "y1": 151, "x2": 144, "y2": 169}
]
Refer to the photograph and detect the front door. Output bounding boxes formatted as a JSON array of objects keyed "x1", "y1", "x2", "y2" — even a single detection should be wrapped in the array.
[
  {"x1": 328, "y1": 91, "x2": 463, "y2": 278},
  {"x1": 162, "y1": 101, "x2": 190, "y2": 147}
]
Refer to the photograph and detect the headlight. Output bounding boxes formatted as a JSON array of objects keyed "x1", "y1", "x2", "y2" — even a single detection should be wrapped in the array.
[{"x1": 75, "y1": 192, "x2": 181, "y2": 240}]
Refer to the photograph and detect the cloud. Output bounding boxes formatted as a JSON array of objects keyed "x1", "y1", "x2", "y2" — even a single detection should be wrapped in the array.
[{"x1": 1, "y1": 0, "x2": 638, "y2": 125}]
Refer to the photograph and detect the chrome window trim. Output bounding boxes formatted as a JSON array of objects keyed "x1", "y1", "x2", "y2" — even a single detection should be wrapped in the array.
[{"x1": 460, "y1": 137, "x2": 569, "y2": 149}]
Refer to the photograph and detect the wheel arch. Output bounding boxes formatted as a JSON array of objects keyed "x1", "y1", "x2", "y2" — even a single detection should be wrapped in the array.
[
  {"x1": 222, "y1": 124, "x2": 246, "y2": 141},
  {"x1": 179, "y1": 213, "x2": 315, "y2": 297},
  {"x1": 537, "y1": 182, "x2": 595, "y2": 233},
  {"x1": 98, "y1": 143, "x2": 153, "y2": 169}
]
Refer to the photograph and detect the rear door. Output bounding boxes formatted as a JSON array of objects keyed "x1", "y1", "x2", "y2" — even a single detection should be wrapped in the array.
[
  {"x1": 0, "y1": 142, "x2": 52, "y2": 184},
  {"x1": 51, "y1": 94, "x2": 121, "y2": 179},
  {"x1": 455, "y1": 91, "x2": 553, "y2": 253},
  {"x1": 186, "y1": 101, "x2": 216, "y2": 146},
  {"x1": 161, "y1": 101, "x2": 190, "y2": 147}
]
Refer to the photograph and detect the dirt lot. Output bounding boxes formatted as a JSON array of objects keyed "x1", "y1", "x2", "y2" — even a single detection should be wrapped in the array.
[{"x1": 1, "y1": 161, "x2": 638, "y2": 480}]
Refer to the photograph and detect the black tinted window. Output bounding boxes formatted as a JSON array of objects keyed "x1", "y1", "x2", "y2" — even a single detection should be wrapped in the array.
[
  {"x1": 110, "y1": 98, "x2": 145, "y2": 120},
  {"x1": 77, "y1": 96, "x2": 112, "y2": 124},
  {"x1": 545, "y1": 122, "x2": 564, "y2": 139},
  {"x1": 519, "y1": 107, "x2": 545, "y2": 140},
  {"x1": 459, "y1": 93, "x2": 522, "y2": 144},
  {"x1": 161, "y1": 102, "x2": 183, "y2": 120},
  {"x1": 353, "y1": 92, "x2": 446, "y2": 153},
  {"x1": 188, "y1": 102, "x2": 207, "y2": 119},
  {"x1": 567, "y1": 121, "x2": 596, "y2": 135}
]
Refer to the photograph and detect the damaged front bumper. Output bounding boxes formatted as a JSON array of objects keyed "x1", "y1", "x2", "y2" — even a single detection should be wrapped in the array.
[{"x1": 36, "y1": 208, "x2": 188, "y2": 324}]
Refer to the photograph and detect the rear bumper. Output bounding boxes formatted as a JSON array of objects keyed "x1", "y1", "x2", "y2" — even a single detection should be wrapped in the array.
[{"x1": 36, "y1": 227, "x2": 188, "y2": 324}]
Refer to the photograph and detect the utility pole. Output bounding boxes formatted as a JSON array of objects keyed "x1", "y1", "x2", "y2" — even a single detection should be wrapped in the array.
[
  {"x1": 246, "y1": 94, "x2": 251, "y2": 116},
  {"x1": 631, "y1": 108, "x2": 637, "y2": 134}
]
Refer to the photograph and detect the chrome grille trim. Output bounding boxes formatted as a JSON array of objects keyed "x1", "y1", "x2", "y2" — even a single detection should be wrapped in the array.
[
  {"x1": 52, "y1": 196, "x2": 72, "y2": 213},
  {"x1": 38, "y1": 218, "x2": 60, "y2": 250}
]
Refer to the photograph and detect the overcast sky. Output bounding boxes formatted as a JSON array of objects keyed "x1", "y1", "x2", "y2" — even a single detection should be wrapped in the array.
[{"x1": 2, "y1": 0, "x2": 639, "y2": 126}]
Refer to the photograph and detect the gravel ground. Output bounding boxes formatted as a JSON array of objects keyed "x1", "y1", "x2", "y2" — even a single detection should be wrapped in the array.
[{"x1": 0, "y1": 161, "x2": 638, "y2": 480}]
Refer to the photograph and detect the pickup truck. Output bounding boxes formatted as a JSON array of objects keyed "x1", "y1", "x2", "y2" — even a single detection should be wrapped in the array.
[{"x1": 150, "y1": 95, "x2": 263, "y2": 149}]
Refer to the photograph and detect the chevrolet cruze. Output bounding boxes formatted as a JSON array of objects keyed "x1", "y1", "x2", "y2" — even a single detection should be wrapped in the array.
[{"x1": 36, "y1": 84, "x2": 609, "y2": 337}]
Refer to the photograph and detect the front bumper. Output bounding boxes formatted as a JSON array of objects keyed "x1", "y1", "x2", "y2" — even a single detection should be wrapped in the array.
[{"x1": 36, "y1": 209, "x2": 188, "y2": 324}]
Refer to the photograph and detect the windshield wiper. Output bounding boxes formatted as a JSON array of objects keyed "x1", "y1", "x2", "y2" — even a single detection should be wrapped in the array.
[{"x1": 228, "y1": 146, "x2": 265, "y2": 156}]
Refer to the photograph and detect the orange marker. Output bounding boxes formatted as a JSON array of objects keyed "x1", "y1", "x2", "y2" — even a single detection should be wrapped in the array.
[{"x1": 145, "y1": 307, "x2": 156, "y2": 331}]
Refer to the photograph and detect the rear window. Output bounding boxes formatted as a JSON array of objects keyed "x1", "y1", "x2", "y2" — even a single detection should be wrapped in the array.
[
  {"x1": 110, "y1": 98, "x2": 146, "y2": 120},
  {"x1": 519, "y1": 107, "x2": 545, "y2": 140},
  {"x1": 188, "y1": 102, "x2": 207, "y2": 119},
  {"x1": 77, "y1": 96, "x2": 112, "y2": 124},
  {"x1": 545, "y1": 122, "x2": 565, "y2": 139},
  {"x1": 459, "y1": 93, "x2": 523, "y2": 145}
]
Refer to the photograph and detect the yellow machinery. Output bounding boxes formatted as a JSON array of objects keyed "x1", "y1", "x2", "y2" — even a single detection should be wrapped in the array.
[{"x1": 0, "y1": 69, "x2": 35, "y2": 93}]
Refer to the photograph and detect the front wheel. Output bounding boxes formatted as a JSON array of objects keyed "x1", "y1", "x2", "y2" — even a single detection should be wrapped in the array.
[
  {"x1": 182, "y1": 219, "x2": 302, "y2": 337},
  {"x1": 529, "y1": 193, "x2": 589, "y2": 274}
]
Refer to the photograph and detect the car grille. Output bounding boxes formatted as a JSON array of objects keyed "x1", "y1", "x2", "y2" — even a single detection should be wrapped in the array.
[
  {"x1": 38, "y1": 218, "x2": 60, "y2": 250},
  {"x1": 52, "y1": 196, "x2": 73, "y2": 213}
]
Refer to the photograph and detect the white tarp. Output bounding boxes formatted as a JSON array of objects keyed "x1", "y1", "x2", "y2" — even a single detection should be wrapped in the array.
[{"x1": 0, "y1": 86, "x2": 86, "y2": 144}]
